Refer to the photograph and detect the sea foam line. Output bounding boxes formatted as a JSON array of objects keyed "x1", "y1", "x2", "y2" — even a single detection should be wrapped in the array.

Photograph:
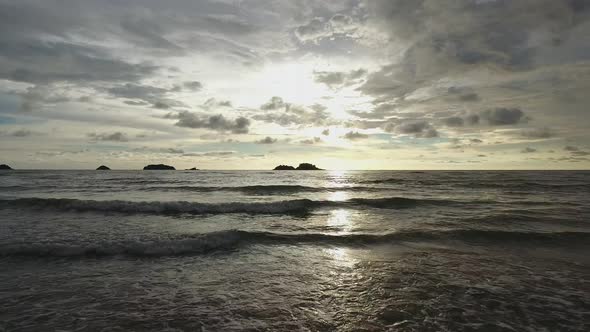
[{"x1": 1, "y1": 229, "x2": 587, "y2": 258}]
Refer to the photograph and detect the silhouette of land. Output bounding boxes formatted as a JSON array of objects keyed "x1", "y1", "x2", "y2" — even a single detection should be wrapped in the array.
[
  {"x1": 274, "y1": 163, "x2": 322, "y2": 170},
  {"x1": 143, "y1": 164, "x2": 176, "y2": 170}
]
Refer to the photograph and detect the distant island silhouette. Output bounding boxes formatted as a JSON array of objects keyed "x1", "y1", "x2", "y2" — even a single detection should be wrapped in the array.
[
  {"x1": 0, "y1": 164, "x2": 12, "y2": 170},
  {"x1": 96, "y1": 165, "x2": 111, "y2": 170},
  {"x1": 143, "y1": 164, "x2": 176, "y2": 170},
  {"x1": 186, "y1": 167, "x2": 199, "y2": 170},
  {"x1": 274, "y1": 163, "x2": 322, "y2": 170}
]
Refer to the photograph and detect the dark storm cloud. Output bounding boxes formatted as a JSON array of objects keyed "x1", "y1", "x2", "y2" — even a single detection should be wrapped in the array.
[
  {"x1": 87, "y1": 132, "x2": 129, "y2": 142},
  {"x1": 167, "y1": 111, "x2": 250, "y2": 134},
  {"x1": 255, "y1": 136, "x2": 277, "y2": 144},
  {"x1": 343, "y1": 131, "x2": 369, "y2": 140}
]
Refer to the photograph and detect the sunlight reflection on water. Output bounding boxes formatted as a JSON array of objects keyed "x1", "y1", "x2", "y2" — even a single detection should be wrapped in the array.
[
  {"x1": 326, "y1": 209, "x2": 352, "y2": 233},
  {"x1": 328, "y1": 191, "x2": 348, "y2": 201}
]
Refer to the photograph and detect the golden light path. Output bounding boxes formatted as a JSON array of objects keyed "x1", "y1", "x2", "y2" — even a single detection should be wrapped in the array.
[{"x1": 324, "y1": 170, "x2": 357, "y2": 265}]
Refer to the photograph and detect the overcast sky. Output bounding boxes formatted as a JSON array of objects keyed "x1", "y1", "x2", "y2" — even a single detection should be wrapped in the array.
[{"x1": 1, "y1": 0, "x2": 589, "y2": 169}]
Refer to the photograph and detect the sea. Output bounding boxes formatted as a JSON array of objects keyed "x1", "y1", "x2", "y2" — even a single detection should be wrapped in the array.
[{"x1": 0, "y1": 170, "x2": 589, "y2": 331}]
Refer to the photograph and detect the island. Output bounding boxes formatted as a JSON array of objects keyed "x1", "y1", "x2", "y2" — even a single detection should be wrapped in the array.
[
  {"x1": 186, "y1": 167, "x2": 199, "y2": 170},
  {"x1": 143, "y1": 164, "x2": 176, "y2": 170},
  {"x1": 96, "y1": 165, "x2": 111, "y2": 170},
  {"x1": 273, "y1": 165, "x2": 296, "y2": 170},
  {"x1": 273, "y1": 163, "x2": 323, "y2": 170},
  {"x1": 0, "y1": 164, "x2": 12, "y2": 170},
  {"x1": 296, "y1": 163, "x2": 322, "y2": 170}
]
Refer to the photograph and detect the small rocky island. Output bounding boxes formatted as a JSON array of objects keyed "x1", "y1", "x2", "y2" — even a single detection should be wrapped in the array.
[
  {"x1": 186, "y1": 167, "x2": 199, "y2": 170},
  {"x1": 273, "y1": 165, "x2": 296, "y2": 170},
  {"x1": 273, "y1": 163, "x2": 322, "y2": 170},
  {"x1": 96, "y1": 165, "x2": 111, "y2": 170},
  {"x1": 143, "y1": 164, "x2": 176, "y2": 170},
  {"x1": 0, "y1": 164, "x2": 13, "y2": 170}
]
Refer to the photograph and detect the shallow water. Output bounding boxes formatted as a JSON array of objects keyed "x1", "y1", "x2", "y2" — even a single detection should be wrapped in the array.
[{"x1": 1, "y1": 170, "x2": 589, "y2": 331}]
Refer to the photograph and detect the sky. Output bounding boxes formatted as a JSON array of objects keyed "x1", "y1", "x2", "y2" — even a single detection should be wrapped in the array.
[{"x1": 1, "y1": 0, "x2": 590, "y2": 170}]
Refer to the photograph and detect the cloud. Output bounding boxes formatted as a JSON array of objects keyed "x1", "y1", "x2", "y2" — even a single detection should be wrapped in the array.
[
  {"x1": 295, "y1": 18, "x2": 329, "y2": 42},
  {"x1": 87, "y1": 132, "x2": 129, "y2": 142},
  {"x1": 300, "y1": 137, "x2": 322, "y2": 144},
  {"x1": 167, "y1": 111, "x2": 250, "y2": 133},
  {"x1": 254, "y1": 97, "x2": 333, "y2": 127},
  {"x1": 260, "y1": 96, "x2": 286, "y2": 110},
  {"x1": 107, "y1": 83, "x2": 184, "y2": 108},
  {"x1": 133, "y1": 146, "x2": 185, "y2": 154},
  {"x1": 0, "y1": 129, "x2": 39, "y2": 137},
  {"x1": 203, "y1": 98, "x2": 232, "y2": 108},
  {"x1": 182, "y1": 151, "x2": 236, "y2": 157},
  {"x1": 18, "y1": 85, "x2": 70, "y2": 112},
  {"x1": 442, "y1": 108, "x2": 527, "y2": 127},
  {"x1": 521, "y1": 147, "x2": 537, "y2": 153},
  {"x1": 294, "y1": 14, "x2": 359, "y2": 43},
  {"x1": 343, "y1": 131, "x2": 369, "y2": 140},
  {"x1": 479, "y1": 108, "x2": 526, "y2": 126},
  {"x1": 314, "y1": 68, "x2": 367, "y2": 88},
  {"x1": 442, "y1": 116, "x2": 465, "y2": 127},
  {"x1": 183, "y1": 81, "x2": 203, "y2": 91},
  {"x1": 367, "y1": 0, "x2": 590, "y2": 71},
  {"x1": 563, "y1": 146, "x2": 590, "y2": 156},
  {"x1": 255, "y1": 136, "x2": 277, "y2": 144},
  {"x1": 0, "y1": 41, "x2": 157, "y2": 85},
  {"x1": 392, "y1": 121, "x2": 439, "y2": 138},
  {"x1": 521, "y1": 127, "x2": 554, "y2": 139},
  {"x1": 321, "y1": 129, "x2": 330, "y2": 136}
]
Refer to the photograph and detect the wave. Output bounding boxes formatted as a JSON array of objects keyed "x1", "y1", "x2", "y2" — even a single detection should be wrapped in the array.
[
  {"x1": 2, "y1": 229, "x2": 588, "y2": 258},
  {"x1": 141, "y1": 184, "x2": 384, "y2": 194},
  {"x1": 0, "y1": 196, "x2": 450, "y2": 215}
]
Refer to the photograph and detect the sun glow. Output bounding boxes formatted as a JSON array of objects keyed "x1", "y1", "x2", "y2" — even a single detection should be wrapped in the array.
[{"x1": 254, "y1": 62, "x2": 325, "y2": 105}]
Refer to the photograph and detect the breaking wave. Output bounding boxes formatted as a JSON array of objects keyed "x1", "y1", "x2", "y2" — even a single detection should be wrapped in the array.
[
  {"x1": 1, "y1": 229, "x2": 587, "y2": 258},
  {"x1": 0, "y1": 196, "x2": 452, "y2": 215}
]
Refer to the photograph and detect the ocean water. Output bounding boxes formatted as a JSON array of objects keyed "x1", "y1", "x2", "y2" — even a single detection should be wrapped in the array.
[{"x1": 0, "y1": 170, "x2": 589, "y2": 331}]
